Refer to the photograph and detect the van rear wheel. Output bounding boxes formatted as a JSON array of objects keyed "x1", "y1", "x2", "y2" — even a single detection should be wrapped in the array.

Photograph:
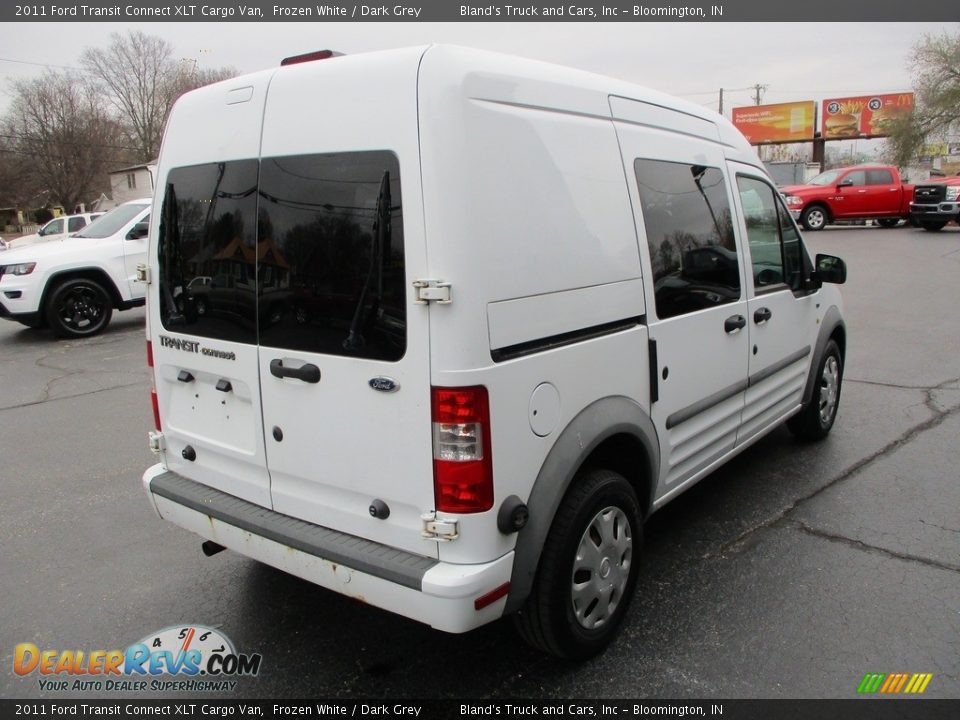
[{"x1": 514, "y1": 468, "x2": 641, "y2": 660}]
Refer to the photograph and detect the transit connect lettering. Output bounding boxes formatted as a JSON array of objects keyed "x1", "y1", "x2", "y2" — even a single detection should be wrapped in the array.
[
  {"x1": 158, "y1": 335, "x2": 236, "y2": 361},
  {"x1": 159, "y1": 336, "x2": 200, "y2": 353}
]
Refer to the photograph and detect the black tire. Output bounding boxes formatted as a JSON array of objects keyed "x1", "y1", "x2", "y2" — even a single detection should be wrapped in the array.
[
  {"x1": 876, "y1": 218, "x2": 900, "y2": 228},
  {"x1": 920, "y1": 221, "x2": 947, "y2": 232},
  {"x1": 514, "y1": 468, "x2": 641, "y2": 660},
  {"x1": 800, "y1": 205, "x2": 829, "y2": 231},
  {"x1": 45, "y1": 278, "x2": 113, "y2": 338},
  {"x1": 788, "y1": 339, "x2": 843, "y2": 441}
]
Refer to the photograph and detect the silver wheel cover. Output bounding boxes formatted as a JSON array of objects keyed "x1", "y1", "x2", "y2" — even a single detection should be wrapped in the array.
[
  {"x1": 819, "y1": 355, "x2": 840, "y2": 424},
  {"x1": 571, "y1": 506, "x2": 633, "y2": 630}
]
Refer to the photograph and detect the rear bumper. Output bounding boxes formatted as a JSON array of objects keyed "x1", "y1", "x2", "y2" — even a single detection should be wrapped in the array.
[{"x1": 141, "y1": 464, "x2": 513, "y2": 633}]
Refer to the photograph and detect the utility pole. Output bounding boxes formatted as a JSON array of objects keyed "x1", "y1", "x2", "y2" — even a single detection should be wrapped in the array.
[
  {"x1": 718, "y1": 88, "x2": 724, "y2": 114},
  {"x1": 752, "y1": 83, "x2": 768, "y2": 106}
]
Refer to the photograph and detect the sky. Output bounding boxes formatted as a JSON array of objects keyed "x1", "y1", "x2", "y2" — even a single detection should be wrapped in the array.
[{"x1": 0, "y1": 22, "x2": 947, "y2": 115}]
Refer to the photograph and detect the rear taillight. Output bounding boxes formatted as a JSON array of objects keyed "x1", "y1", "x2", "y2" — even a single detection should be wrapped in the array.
[
  {"x1": 431, "y1": 386, "x2": 493, "y2": 513},
  {"x1": 147, "y1": 340, "x2": 161, "y2": 431}
]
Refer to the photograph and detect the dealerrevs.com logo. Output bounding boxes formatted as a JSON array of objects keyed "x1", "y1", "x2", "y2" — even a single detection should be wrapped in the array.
[{"x1": 14, "y1": 625, "x2": 262, "y2": 693}]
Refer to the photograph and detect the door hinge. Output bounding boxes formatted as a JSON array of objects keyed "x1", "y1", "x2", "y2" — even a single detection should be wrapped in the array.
[
  {"x1": 136, "y1": 264, "x2": 151, "y2": 284},
  {"x1": 421, "y1": 512, "x2": 459, "y2": 542},
  {"x1": 413, "y1": 279, "x2": 452, "y2": 305},
  {"x1": 147, "y1": 431, "x2": 165, "y2": 454}
]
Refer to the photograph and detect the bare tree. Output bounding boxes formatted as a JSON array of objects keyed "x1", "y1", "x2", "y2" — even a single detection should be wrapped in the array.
[
  {"x1": 81, "y1": 31, "x2": 235, "y2": 162},
  {"x1": 886, "y1": 31, "x2": 960, "y2": 166},
  {"x1": 0, "y1": 133, "x2": 38, "y2": 210},
  {"x1": 3, "y1": 71, "x2": 121, "y2": 211}
]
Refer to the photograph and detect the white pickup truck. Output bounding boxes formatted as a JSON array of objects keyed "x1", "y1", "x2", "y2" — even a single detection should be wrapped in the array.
[{"x1": 0, "y1": 200, "x2": 150, "y2": 338}]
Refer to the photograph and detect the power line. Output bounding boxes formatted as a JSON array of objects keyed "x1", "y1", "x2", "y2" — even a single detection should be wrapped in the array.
[
  {"x1": 0, "y1": 57, "x2": 85, "y2": 72},
  {"x1": 0, "y1": 132, "x2": 139, "y2": 152}
]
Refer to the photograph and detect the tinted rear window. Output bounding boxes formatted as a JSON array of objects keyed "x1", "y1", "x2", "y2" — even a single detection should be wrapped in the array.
[
  {"x1": 257, "y1": 152, "x2": 405, "y2": 361},
  {"x1": 157, "y1": 152, "x2": 405, "y2": 360},
  {"x1": 158, "y1": 160, "x2": 260, "y2": 344}
]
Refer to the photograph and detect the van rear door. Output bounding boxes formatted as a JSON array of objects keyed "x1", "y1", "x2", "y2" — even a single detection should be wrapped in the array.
[
  {"x1": 151, "y1": 74, "x2": 275, "y2": 508},
  {"x1": 255, "y1": 51, "x2": 436, "y2": 557}
]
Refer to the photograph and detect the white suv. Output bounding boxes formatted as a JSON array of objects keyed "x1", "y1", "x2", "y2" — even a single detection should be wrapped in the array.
[
  {"x1": 141, "y1": 46, "x2": 847, "y2": 659},
  {"x1": 0, "y1": 200, "x2": 150, "y2": 337}
]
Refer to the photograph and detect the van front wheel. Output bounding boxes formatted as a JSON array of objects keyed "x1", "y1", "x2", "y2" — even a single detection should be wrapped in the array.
[
  {"x1": 514, "y1": 468, "x2": 641, "y2": 660},
  {"x1": 788, "y1": 339, "x2": 842, "y2": 440}
]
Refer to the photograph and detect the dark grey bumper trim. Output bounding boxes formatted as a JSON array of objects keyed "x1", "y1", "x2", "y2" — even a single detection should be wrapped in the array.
[{"x1": 150, "y1": 471, "x2": 438, "y2": 591}]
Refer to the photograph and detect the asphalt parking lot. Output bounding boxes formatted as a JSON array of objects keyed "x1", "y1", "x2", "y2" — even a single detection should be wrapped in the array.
[{"x1": 1, "y1": 223, "x2": 958, "y2": 700}]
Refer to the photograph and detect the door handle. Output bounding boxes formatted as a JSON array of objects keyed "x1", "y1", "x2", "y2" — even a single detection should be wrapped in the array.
[
  {"x1": 270, "y1": 358, "x2": 321, "y2": 383},
  {"x1": 753, "y1": 307, "x2": 772, "y2": 324},
  {"x1": 724, "y1": 315, "x2": 746, "y2": 334}
]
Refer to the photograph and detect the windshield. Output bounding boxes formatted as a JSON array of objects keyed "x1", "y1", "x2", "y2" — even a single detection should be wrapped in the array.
[
  {"x1": 74, "y1": 204, "x2": 148, "y2": 238},
  {"x1": 807, "y1": 170, "x2": 842, "y2": 186}
]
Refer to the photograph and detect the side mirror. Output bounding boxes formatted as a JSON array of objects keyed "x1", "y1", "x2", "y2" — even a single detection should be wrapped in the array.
[
  {"x1": 126, "y1": 222, "x2": 149, "y2": 240},
  {"x1": 815, "y1": 253, "x2": 847, "y2": 284},
  {"x1": 837, "y1": 178, "x2": 854, "y2": 189}
]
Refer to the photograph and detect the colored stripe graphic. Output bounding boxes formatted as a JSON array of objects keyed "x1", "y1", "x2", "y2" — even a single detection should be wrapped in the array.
[
  {"x1": 858, "y1": 672, "x2": 932, "y2": 694},
  {"x1": 857, "y1": 673, "x2": 885, "y2": 693}
]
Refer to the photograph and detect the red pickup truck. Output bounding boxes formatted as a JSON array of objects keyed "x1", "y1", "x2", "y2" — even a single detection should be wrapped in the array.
[
  {"x1": 910, "y1": 176, "x2": 960, "y2": 231},
  {"x1": 781, "y1": 165, "x2": 913, "y2": 231}
]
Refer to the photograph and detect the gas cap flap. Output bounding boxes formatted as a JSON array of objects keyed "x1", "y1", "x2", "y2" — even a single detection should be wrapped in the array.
[{"x1": 529, "y1": 382, "x2": 560, "y2": 437}]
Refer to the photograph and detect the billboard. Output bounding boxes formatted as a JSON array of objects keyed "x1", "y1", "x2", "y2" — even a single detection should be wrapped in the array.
[
  {"x1": 732, "y1": 101, "x2": 816, "y2": 144},
  {"x1": 821, "y1": 93, "x2": 914, "y2": 139}
]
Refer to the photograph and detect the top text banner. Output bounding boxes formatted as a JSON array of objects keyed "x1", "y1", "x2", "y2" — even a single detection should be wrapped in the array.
[{"x1": 2, "y1": 0, "x2": 955, "y2": 22}]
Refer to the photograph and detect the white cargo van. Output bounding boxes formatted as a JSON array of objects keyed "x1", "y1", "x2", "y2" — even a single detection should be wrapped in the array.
[{"x1": 141, "y1": 46, "x2": 847, "y2": 659}]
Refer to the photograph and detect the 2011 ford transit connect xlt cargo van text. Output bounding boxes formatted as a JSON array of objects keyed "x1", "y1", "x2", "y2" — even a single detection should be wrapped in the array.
[{"x1": 141, "y1": 45, "x2": 848, "y2": 659}]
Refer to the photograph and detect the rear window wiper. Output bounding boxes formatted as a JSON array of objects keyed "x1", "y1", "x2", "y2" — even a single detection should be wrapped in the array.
[{"x1": 344, "y1": 170, "x2": 391, "y2": 351}]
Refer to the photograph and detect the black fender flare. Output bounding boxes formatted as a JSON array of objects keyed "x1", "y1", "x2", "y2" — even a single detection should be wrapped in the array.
[
  {"x1": 505, "y1": 396, "x2": 659, "y2": 613},
  {"x1": 801, "y1": 305, "x2": 845, "y2": 408}
]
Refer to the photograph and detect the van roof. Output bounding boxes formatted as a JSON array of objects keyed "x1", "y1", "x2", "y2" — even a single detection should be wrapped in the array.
[{"x1": 190, "y1": 44, "x2": 756, "y2": 161}]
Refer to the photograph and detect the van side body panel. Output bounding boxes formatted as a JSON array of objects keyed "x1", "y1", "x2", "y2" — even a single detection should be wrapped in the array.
[{"x1": 417, "y1": 46, "x2": 649, "y2": 565}]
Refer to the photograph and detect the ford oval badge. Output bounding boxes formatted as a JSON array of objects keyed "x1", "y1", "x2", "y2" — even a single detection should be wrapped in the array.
[{"x1": 369, "y1": 376, "x2": 400, "y2": 393}]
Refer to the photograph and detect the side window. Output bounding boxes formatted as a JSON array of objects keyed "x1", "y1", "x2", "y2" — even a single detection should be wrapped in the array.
[
  {"x1": 158, "y1": 160, "x2": 260, "y2": 344},
  {"x1": 68, "y1": 217, "x2": 86, "y2": 233},
  {"x1": 866, "y1": 169, "x2": 893, "y2": 185},
  {"x1": 777, "y1": 198, "x2": 804, "y2": 290},
  {"x1": 737, "y1": 176, "x2": 804, "y2": 293},
  {"x1": 257, "y1": 152, "x2": 406, "y2": 361},
  {"x1": 843, "y1": 170, "x2": 866, "y2": 186},
  {"x1": 41, "y1": 219, "x2": 64, "y2": 237},
  {"x1": 634, "y1": 158, "x2": 740, "y2": 320}
]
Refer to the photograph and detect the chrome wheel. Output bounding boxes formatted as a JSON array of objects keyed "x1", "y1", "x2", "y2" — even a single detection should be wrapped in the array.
[
  {"x1": 571, "y1": 505, "x2": 633, "y2": 630},
  {"x1": 819, "y1": 355, "x2": 840, "y2": 424},
  {"x1": 803, "y1": 207, "x2": 826, "y2": 230}
]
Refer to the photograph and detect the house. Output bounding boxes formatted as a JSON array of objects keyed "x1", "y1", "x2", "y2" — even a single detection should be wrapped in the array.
[{"x1": 109, "y1": 162, "x2": 157, "y2": 204}]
